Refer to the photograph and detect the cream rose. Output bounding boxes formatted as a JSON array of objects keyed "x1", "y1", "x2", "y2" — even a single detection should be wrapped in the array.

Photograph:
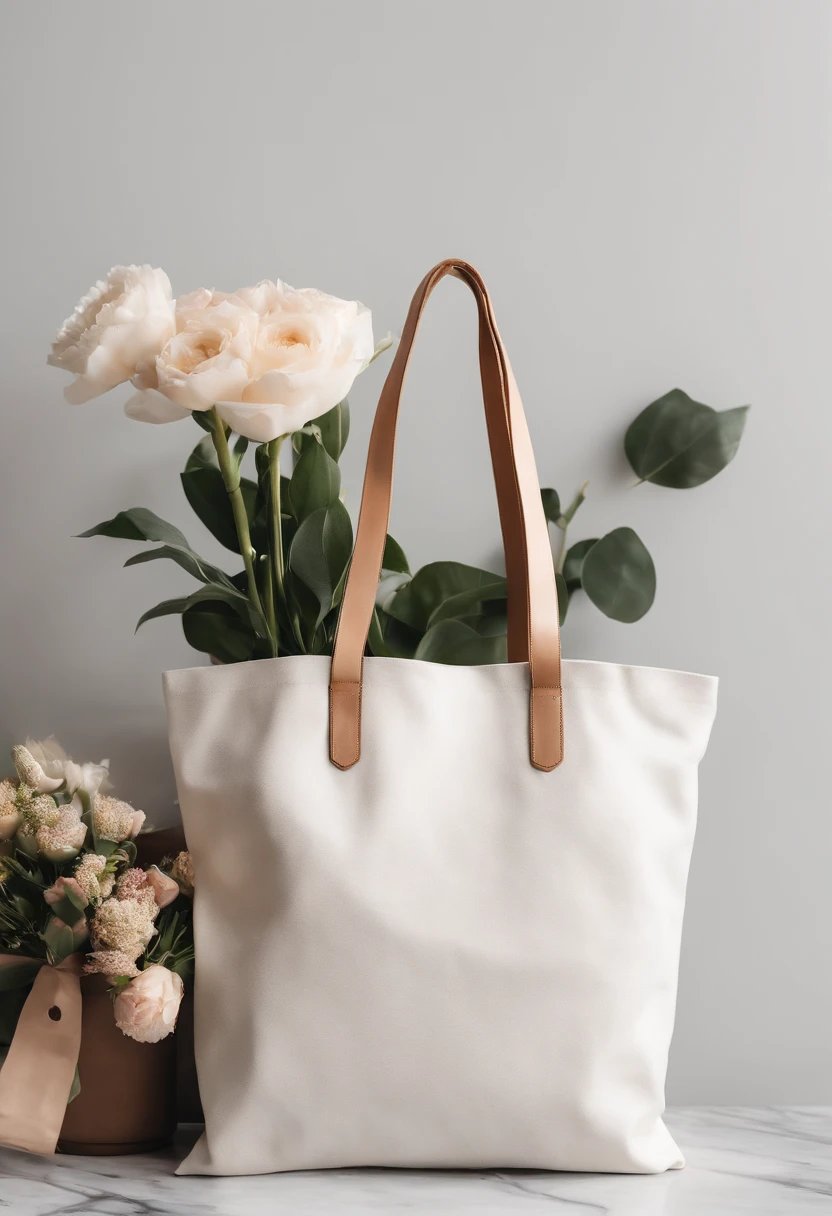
[
  {"x1": 49, "y1": 265, "x2": 175, "y2": 404},
  {"x1": 113, "y1": 964, "x2": 184, "y2": 1043},
  {"x1": 126, "y1": 279, "x2": 380, "y2": 442}
]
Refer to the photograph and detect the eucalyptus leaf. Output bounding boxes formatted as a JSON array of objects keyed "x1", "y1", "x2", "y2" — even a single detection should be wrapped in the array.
[
  {"x1": 625, "y1": 389, "x2": 749, "y2": 488},
  {"x1": 414, "y1": 620, "x2": 507, "y2": 665},
  {"x1": 288, "y1": 500, "x2": 354, "y2": 628},
  {"x1": 382, "y1": 534, "x2": 410, "y2": 575},
  {"x1": 562, "y1": 538, "x2": 599, "y2": 592},
  {"x1": 386, "y1": 562, "x2": 505, "y2": 632},
  {"x1": 555, "y1": 571, "x2": 569, "y2": 625},
  {"x1": 182, "y1": 601, "x2": 258, "y2": 664},
  {"x1": 135, "y1": 596, "x2": 191, "y2": 632},
  {"x1": 294, "y1": 400, "x2": 351, "y2": 462},
  {"x1": 540, "y1": 488, "x2": 562, "y2": 527},
  {"x1": 41, "y1": 919, "x2": 75, "y2": 964},
  {"x1": 78, "y1": 508, "x2": 189, "y2": 549},
  {"x1": 287, "y1": 441, "x2": 341, "y2": 521},
  {"x1": 581, "y1": 527, "x2": 656, "y2": 622}
]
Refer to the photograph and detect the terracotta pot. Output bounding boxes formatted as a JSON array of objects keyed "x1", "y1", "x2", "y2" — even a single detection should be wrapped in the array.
[{"x1": 57, "y1": 975, "x2": 177, "y2": 1155}]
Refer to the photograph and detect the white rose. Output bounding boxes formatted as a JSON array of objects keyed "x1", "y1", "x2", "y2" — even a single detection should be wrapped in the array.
[
  {"x1": 113, "y1": 964, "x2": 184, "y2": 1043},
  {"x1": 48, "y1": 265, "x2": 175, "y2": 404},
  {"x1": 126, "y1": 279, "x2": 379, "y2": 443}
]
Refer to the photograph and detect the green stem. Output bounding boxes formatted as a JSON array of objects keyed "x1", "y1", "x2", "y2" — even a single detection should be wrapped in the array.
[
  {"x1": 263, "y1": 554, "x2": 277, "y2": 646},
  {"x1": 207, "y1": 408, "x2": 274, "y2": 654},
  {"x1": 269, "y1": 436, "x2": 305, "y2": 653}
]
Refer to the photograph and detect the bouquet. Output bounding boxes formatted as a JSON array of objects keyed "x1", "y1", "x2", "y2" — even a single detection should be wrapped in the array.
[
  {"x1": 48, "y1": 265, "x2": 749, "y2": 667},
  {"x1": 0, "y1": 739, "x2": 193, "y2": 1074}
]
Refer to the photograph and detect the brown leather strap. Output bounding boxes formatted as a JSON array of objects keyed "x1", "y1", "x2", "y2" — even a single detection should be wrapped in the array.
[{"x1": 330, "y1": 259, "x2": 563, "y2": 771}]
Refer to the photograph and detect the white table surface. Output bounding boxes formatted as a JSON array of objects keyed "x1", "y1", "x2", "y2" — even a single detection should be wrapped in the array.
[{"x1": 0, "y1": 1107, "x2": 829, "y2": 1214}]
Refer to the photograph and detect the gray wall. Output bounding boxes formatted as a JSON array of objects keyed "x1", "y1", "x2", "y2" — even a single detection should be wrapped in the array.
[{"x1": 1, "y1": 0, "x2": 829, "y2": 1105}]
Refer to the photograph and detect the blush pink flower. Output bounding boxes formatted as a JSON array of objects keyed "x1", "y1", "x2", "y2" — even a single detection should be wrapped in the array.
[
  {"x1": 113, "y1": 964, "x2": 183, "y2": 1043},
  {"x1": 145, "y1": 865, "x2": 180, "y2": 909},
  {"x1": 44, "y1": 875, "x2": 87, "y2": 909}
]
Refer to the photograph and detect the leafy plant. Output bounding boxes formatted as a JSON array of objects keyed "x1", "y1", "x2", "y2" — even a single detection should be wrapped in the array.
[{"x1": 81, "y1": 388, "x2": 747, "y2": 662}]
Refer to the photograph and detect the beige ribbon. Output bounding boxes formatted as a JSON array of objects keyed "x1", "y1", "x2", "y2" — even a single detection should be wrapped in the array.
[{"x1": 0, "y1": 952, "x2": 84, "y2": 1155}]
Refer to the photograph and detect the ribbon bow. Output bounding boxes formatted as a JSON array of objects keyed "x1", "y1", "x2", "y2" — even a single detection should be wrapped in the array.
[{"x1": 0, "y1": 952, "x2": 84, "y2": 1155}]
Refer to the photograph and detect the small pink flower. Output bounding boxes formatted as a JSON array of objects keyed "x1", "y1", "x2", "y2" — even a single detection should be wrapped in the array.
[
  {"x1": 145, "y1": 865, "x2": 179, "y2": 909},
  {"x1": 44, "y1": 875, "x2": 87, "y2": 908},
  {"x1": 113, "y1": 964, "x2": 183, "y2": 1043}
]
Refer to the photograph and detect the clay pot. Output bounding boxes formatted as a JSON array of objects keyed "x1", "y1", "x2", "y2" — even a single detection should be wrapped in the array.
[{"x1": 57, "y1": 975, "x2": 176, "y2": 1155}]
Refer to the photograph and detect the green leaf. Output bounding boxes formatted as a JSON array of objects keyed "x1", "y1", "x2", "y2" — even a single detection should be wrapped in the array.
[
  {"x1": 184, "y1": 434, "x2": 218, "y2": 473},
  {"x1": 182, "y1": 600, "x2": 258, "y2": 664},
  {"x1": 289, "y1": 501, "x2": 354, "y2": 628},
  {"x1": 386, "y1": 562, "x2": 505, "y2": 633},
  {"x1": 382, "y1": 534, "x2": 410, "y2": 575},
  {"x1": 184, "y1": 583, "x2": 266, "y2": 634},
  {"x1": 181, "y1": 466, "x2": 259, "y2": 554},
  {"x1": 287, "y1": 441, "x2": 341, "y2": 521},
  {"x1": 41, "y1": 919, "x2": 75, "y2": 964},
  {"x1": 370, "y1": 610, "x2": 423, "y2": 658},
  {"x1": 124, "y1": 545, "x2": 235, "y2": 588},
  {"x1": 67, "y1": 1065, "x2": 81, "y2": 1105},
  {"x1": 294, "y1": 400, "x2": 351, "y2": 462},
  {"x1": 555, "y1": 571, "x2": 569, "y2": 625},
  {"x1": 581, "y1": 527, "x2": 656, "y2": 622},
  {"x1": 232, "y1": 434, "x2": 249, "y2": 468},
  {"x1": 49, "y1": 895, "x2": 85, "y2": 926},
  {"x1": 78, "y1": 508, "x2": 189, "y2": 548},
  {"x1": 426, "y1": 579, "x2": 508, "y2": 628},
  {"x1": 414, "y1": 620, "x2": 507, "y2": 665},
  {"x1": 0, "y1": 959, "x2": 42, "y2": 993},
  {"x1": 562, "y1": 538, "x2": 599, "y2": 592},
  {"x1": 540, "y1": 488, "x2": 562, "y2": 527},
  {"x1": 135, "y1": 596, "x2": 191, "y2": 632},
  {"x1": 625, "y1": 389, "x2": 749, "y2": 488}
]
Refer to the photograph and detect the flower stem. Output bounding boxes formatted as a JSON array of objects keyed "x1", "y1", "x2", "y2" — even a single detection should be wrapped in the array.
[
  {"x1": 268, "y1": 436, "x2": 305, "y2": 653},
  {"x1": 207, "y1": 408, "x2": 274, "y2": 654}
]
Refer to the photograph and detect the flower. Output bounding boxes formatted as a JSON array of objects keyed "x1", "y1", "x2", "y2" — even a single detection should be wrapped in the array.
[
  {"x1": 74, "y1": 853, "x2": 115, "y2": 904},
  {"x1": 113, "y1": 964, "x2": 183, "y2": 1043},
  {"x1": 84, "y1": 949, "x2": 140, "y2": 980},
  {"x1": 169, "y1": 851, "x2": 195, "y2": 895},
  {"x1": 0, "y1": 781, "x2": 22, "y2": 842},
  {"x1": 90, "y1": 896, "x2": 156, "y2": 960},
  {"x1": 23, "y1": 794, "x2": 60, "y2": 829},
  {"x1": 126, "y1": 279, "x2": 378, "y2": 442},
  {"x1": 19, "y1": 737, "x2": 111, "y2": 801},
  {"x1": 48, "y1": 265, "x2": 175, "y2": 404},
  {"x1": 44, "y1": 875, "x2": 87, "y2": 909},
  {"x1": 35, "y1": 805, "x2": 87, "y2": 862},
  {"x1": 11, "y1": 744, "x2": 63, "y2": 794},
  {"x1": 53, "y1": 914, "x2": 88, "y2": 948},
  {"x1": 145, "y1": 865, "x2": 180, "y2": 909},
  {"x1": 115, "y1": 867, "x2": 158, "y2": 917},
  {"x1": 93, "y1": 795, "x2": 145, "y2": 843}
]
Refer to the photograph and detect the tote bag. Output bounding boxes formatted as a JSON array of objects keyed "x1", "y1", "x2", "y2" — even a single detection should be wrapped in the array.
[{"x1": 165, "y1": 260, "x2": 718, "y2": 1177}]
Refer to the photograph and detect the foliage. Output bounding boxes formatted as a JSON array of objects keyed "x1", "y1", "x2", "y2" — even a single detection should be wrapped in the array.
[{"x1": 81, "y1": 388, "x2": 748, "y2": 661}]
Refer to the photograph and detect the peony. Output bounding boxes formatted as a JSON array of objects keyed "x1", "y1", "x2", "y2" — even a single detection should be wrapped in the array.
[
  {"x1": 126, "y1": 279, "x2": 381, "y2": 442},
  {"x1": 145, "y1": 864, "x2": 180, "y2": 909},
  {"x1": 48, "y1": 265, "x2": 175, "y2": 404},
  {"x1": 113, "y1": 964, "x2": 183, "y2": 1043},
  {"x1": 93, "y1": 795, "x2": 145, "y2": 843},
  {"x1": 0, "y1": 781, "x2": 22, "y2": 841}
]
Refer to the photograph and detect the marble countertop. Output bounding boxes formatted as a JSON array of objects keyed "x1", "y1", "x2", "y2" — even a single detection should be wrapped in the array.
[{"x1": 0, "y1": 1107, "x2": 829, "y2": 1214}]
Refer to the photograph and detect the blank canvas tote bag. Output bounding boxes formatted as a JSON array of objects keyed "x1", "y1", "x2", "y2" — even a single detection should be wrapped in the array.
[{"x1": 165, "y1": 260, "x2": 718, "y2": 1177}]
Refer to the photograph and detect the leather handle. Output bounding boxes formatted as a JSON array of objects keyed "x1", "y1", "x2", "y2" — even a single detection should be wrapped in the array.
[{"x1": 329, "y1": 259, "x2": 563, "y2": 772}]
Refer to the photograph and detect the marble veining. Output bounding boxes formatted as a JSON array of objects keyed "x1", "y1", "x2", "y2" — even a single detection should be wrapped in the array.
[{"x1": 0, "y1": 1107, "x2": 829, "y2": 1214}]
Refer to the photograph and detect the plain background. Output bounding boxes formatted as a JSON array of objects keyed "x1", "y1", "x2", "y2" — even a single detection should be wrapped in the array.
[{"x1": 1, "y1": 0, "x2": 829, "y2": 1106}]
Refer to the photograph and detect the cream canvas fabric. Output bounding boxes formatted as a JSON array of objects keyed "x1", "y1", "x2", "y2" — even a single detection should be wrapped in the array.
[
  {"x1": 165, "y1": 259, "x2": 718, "y2": 1176},
  {"x1": 165, "y1": 654, "x2": 717, "y2": 1176}
]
